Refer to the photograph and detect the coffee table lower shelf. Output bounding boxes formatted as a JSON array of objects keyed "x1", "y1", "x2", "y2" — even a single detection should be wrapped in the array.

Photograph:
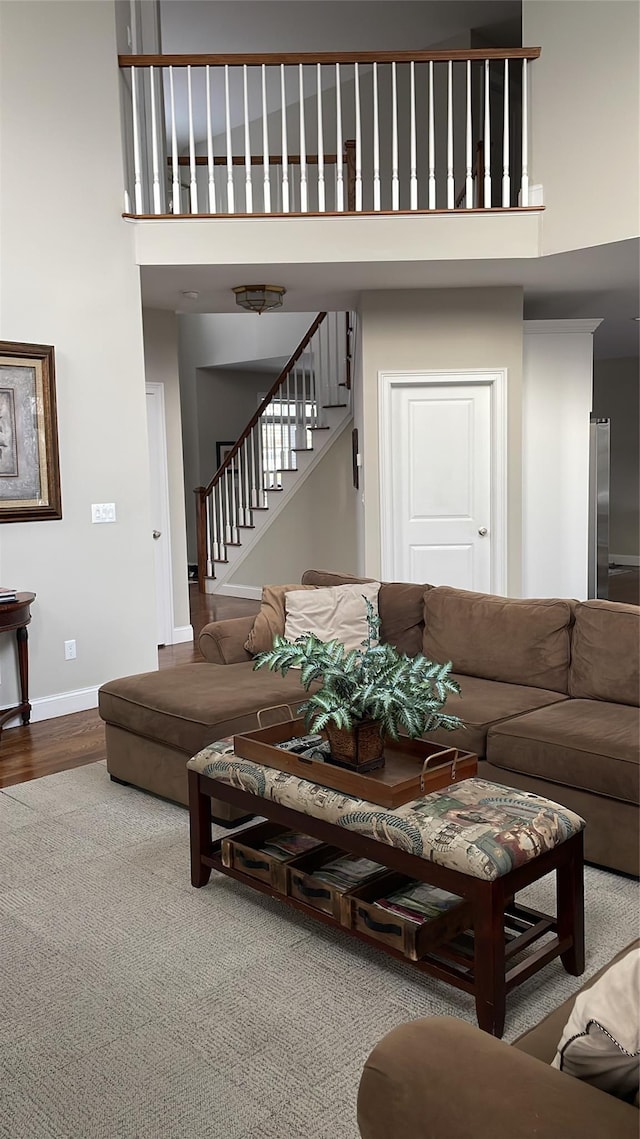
[{"x1": 189, "y1": 769, "x2": 585, "y2": 1039}]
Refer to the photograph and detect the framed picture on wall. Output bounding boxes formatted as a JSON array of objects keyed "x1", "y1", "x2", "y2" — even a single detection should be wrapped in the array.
[
  {"x1": 216, "y1": 440, "x2": 235, "y2": 469},
  {"x1": 0, "y1": 341, "x2": 62, "y2": 522}
]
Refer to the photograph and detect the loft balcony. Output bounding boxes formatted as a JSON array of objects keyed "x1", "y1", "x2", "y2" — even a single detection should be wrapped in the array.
[{"x1": 119, "y1": 47, "x2": 542, "y2": 246}]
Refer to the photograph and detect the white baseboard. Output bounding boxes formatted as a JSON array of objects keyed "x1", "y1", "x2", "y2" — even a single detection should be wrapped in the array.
[
  {"x1": 1, "y1": 684, "x2": 99, "y2": 729},
  {"x1": 211, "y1": 583, "x2": 262, "y2": 601},
  {"x1": 610, "y1": 554, "x2": 640, "y2": 567},
  {"x1": 170, "y1": 624, "x2": 193, "y2": 644}
]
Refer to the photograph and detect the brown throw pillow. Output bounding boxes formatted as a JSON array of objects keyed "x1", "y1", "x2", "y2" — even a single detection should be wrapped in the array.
[{"x1": 244, "y1": 584, "x2": 317, "y2": 656}]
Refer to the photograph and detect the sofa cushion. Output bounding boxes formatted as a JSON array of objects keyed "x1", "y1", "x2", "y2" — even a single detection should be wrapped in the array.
[
  {"x1": 99, "y1": 662, "x2": 315, "y2": 757},
  {"x1": 423, "y1": 587, "x2": 573, "y2": 693},
  {"x1": 569, "y1": 600, "x2": 640, "y2": 707},
  {"x1": 487, "y1": 700, "x2": 640, "y2": 806},
  {"x1": 284, "y1": 581, "x2": 381, "y2": 650},
  {"x1": 302, "y1": 570, "x2": 428, "y2": 656},
  {"x1": 421, "y1": 674, "x2": 567, "y2": 759},
  {"x1": 243, "y1": 584, "x2": 318, "y2": 655}
]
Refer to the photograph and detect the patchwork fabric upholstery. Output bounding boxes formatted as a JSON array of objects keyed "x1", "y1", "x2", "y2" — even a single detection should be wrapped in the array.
[{"x1": 188, "y1": 744, "x2": 585, "y2": 882}]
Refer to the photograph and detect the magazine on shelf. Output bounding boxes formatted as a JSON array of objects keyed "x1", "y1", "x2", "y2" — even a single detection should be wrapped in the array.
[
  {"x1": 373, "y1": 881, "x2": 463, "y2": 924},
  {"x1": 311, "y1": 855, "x2": 387, "y2": 892},
  {"x1": 260, "y1": 832, "x2": 324, "y2": 860}
]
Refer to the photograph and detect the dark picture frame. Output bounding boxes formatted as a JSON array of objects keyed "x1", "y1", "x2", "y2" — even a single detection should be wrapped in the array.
[
  {"x1": 0, "y1": 341, "x2": 62, "y2": 522},
  {"x1": 216, "y1": 440, "x2": 235, "y2": 469}
]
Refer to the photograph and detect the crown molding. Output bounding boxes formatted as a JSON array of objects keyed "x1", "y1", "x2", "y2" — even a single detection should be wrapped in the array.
[{"x1": 524, "y1": 319, "x2": 604, "y2": 335}]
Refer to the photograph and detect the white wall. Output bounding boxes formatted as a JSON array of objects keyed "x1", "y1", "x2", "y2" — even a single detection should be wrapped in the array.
[
  {"x1": 228, "y1": 423, "x2": 358, "y2": 588},
  {"x1": 358, "y1": 288, "x2": 524, "y2": 592},
  {"x1": 142, "y1": 309, "x2": 191, "y2": 628},
  {"x1": 0, "y1": 0, "x2": 157, "y2": 721},
  {"x1": 523, "y1": 0, "x2": 640, "y2": 254},
  {"x1": 522, "y1": 320, "x2": 601, "y2": 599},
  {"x1": 196, "y1": 367, "x2": 269, "y2": 485},
  {"x1": 593, "y1": 356, "x2": 640, "y2": 562}
]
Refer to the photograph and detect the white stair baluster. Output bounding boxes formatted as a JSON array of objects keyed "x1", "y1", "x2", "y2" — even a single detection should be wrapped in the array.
[
  {"x1": 169, "y1": 66, "x2": 181, "y2": 214},
  {"x1": 354, "y1": 62, "x2": 362, "y2": 210},
  {"x1": 223, "y1": 468, "x2": 231, "y2": 544},
  {"x1": 521, "y1": 58, "x2": 529, "y2": 206},
  {"x1": 187, "y1": 65, "x2": 198, "y2": 213},
  {"x1": 410, "y1": 60, "x2": 418, "y2": 209},
  {"x1": 391, "y1": 62, "x2": 399, "y2": 210},
  {"x1": 206, "y1": 65, "x2": 216, "y2": 213},
  {"x1": 428, "y1": 61, "x2": 436, "y2": 209},
  {"x1": 502, "y1": 58, "x2": 510, "y2": 206},
  {"x1": 465, "y1": 60, "x2": 473, "y2": 208},
  {"x1": 299, "y1": 65, "x2": 307, "y2": 212},
  {"x1": 373, "y1": 62, "x2": 381, "y2": 210},
  {"x1": 446, "y1": 60, "x2": 454, "y2": 209},
  {"x1": 205, "y1": 497, "x2": 212, "y2": 577},
  {"x1": 131, "y1": 67, "x2": 143, "y2": 214},
  {"x1": 280, "y1": 65, "x2": 289, "y2": 213},
  {"x1": 335, "y1": 63, "x2": 344, "y2": 211},
  {"x1": 484, "y1": 59, "x2": 491, "y2": 207},
  {"x1": 317, "y1": 64, "x2": 325, "y2": 212},
  {"x1": 149, "y1": 65, "x2": 161, "y2": 213},
  {"x1": 261, "y1": 64, "x2": 271, "y2": 212},
  {"x1": 243, "y1": 64, "x2": 253, "y2": 213},
  {"x1": 224, "y1": 64, "x2": 234, "y2": 213}
]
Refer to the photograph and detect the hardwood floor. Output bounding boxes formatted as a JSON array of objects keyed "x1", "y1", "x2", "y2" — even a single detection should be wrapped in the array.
[{"x1": 0, "y1": 588, "x2": 259, "y2": 790}]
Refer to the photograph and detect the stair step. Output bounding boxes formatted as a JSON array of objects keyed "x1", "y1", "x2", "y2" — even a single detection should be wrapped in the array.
[
  {"x1": 309, "y1": 426, "x2": 330, "y2": 431},
  {"x1": 322, "y1": 404, "x2": 348, "y2": 409},
  {"x1": 266, "y1": 486, "x2": 284, "y2": 492},
  {"x1": 276, "y1": 467, "x2": 299, "y2": 474},
  {"x1": 213, "y1": 558, "x2": 228, "y2": 564},
  {"x1": 238, "y1": 524, "x2": 255, "y2": 530},
  {"x1": 291, "y1": 447, "x2": 314, "y2": 452}
]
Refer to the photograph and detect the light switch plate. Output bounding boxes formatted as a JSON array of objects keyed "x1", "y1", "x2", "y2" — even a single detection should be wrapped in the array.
[{"x1": 91, "y1": 503, "x2": 117, "y2": 523}]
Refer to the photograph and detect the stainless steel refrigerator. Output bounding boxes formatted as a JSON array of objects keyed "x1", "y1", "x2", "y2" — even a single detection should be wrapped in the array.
[{"x1": 588, "y1": 418, "x2": 610, "y2": 599}]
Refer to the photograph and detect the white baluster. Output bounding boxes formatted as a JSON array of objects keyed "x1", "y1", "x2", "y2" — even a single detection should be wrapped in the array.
[
  {"x1": 298, "y1": 65, "x2": 307, "y2": 212},
  {"x1": 447, "y1": 60, "x2": 454, "y2": 209},
  {"x1": 317, "y1": 322, "x2": 324, "y2": 412},
  {"x1": 224, "y1": 64, "x2": 234, "y2": 213},
  {"x1": 335, "y1": 63, "x2": 344, "y2": 211},
  {"x1": 372, "y1": 62, "x2": 381, "y2": 210},
  {"x1": 169, "y1": 66, "x2": 181, "y2": 214},
  {"x1": 205, "y1": 65, "x2": 216, "y2": 213},
  {"x1": 261, "y1": 64, "x2": 271, "y2": 213},
  {"x1": 187, "y1": 65, "x2": 198, "y2": 213},
  {"x1": 210, "y1": 489, "x2": 218, "y2": 564},
  {"x1": 130, "y1": 67, "x2": 143, "y2": 214},
  {"x1": 149, "y1": 65, "x2": 161, "y2": 213},
  {"x1": 333, "y1": 312, "x2": 340, "y2": 405},
  {"x1": 484, "y1": 59, "x2": 491, "y2": 207},
  {"x1": 243, "y1": 64, "x2": 253, "y2": 213},
  {"x1": 205, "y1": 497, "x2": 212, "y2": 577},
  {"x1": 502, "y1": 59, "x2": 510, "y2": 207},
  {"x1": 354, "y1": 62, "x2": 362, "y2": 211},
  {"x1": 521, "y1": 58, "x2": 529, "y2": 206},
  {"x1": 465, "y1": 60, "x2": 473, "y2": 208},
  {"x1": 224, "y1": 468, "x2": 231, "y2": 543},
  {"x1": 428, "y1": 61, "x2": 436, "y2": 209},
  {"x1": 391, "y1": 62, "x2": 399, "y2": 210},
  {"x1": 280, "y1": 65, "x2": 289, "y2": 213},
  {"x1": 316, "y1": 64, "x2": 325, "y2": 213},
  {"x1": 410, "y1": 61, "x2": 418, "y2": 210}
]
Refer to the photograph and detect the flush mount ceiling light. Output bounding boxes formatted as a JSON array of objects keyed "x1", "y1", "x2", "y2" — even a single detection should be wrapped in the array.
[
  {"x1": 232, "y1": 284, "x2": 286, "y2": 315},
  {"x1": 181, "y1": 290, "x2": 199, "y2": 300}
]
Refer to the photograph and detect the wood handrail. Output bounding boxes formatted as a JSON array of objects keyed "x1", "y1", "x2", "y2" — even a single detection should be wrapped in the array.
[
  {"x1": 119, "y1": 47, "x2": 541, "y2": 68},
  {"x1": 199, "y1": 311, "x2": 327, "y2": 498}
]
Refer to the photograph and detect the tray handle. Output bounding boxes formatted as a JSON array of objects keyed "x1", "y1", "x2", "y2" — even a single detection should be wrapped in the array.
[
  {"x1": 420, "y1": 747, "x2": 459, "y2": 792},
  {"x1": 256, "y1": 704, "x2": 295, "y2": 729}
]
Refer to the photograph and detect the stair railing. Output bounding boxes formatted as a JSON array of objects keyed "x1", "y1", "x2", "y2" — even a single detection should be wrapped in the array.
[{"x1": 195, "y1": 311, "x2": 352, "y2": 590}]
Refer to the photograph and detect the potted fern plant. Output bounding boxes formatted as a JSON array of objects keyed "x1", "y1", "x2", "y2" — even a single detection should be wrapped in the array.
[{"x1": 253, "y1": 601, "x2": 463, "y2": 771}]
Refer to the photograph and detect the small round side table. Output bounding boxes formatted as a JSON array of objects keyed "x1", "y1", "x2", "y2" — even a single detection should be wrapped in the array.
[{"x1": 0, "y1": 592, "x2": 36, "y2": 732}]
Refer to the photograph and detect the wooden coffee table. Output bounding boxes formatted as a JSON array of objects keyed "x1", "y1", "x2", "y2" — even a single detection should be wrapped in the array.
[{"x1": 187, "y1": 754, "x2": 585, "y2": 1039}]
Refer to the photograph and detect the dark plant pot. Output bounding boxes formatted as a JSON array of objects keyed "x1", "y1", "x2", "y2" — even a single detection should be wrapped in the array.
[{"x1": 325, "y1": 720, "x2": 385, "y2": 771}]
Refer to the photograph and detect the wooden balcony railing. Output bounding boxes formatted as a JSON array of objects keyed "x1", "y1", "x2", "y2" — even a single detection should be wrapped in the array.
[{"x1": 118, "y1": 47, "x2": 540, "y2": 217}]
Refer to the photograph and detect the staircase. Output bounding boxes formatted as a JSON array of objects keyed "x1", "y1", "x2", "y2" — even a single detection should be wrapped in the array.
[{"x1": 195, "y1": 311, "x2": 354, "y2": 593}]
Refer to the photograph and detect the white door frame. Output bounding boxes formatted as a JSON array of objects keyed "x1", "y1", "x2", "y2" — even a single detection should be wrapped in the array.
[
  {"x1": 379, "y1": 369, "x2": 508, "y2": 594},
  {"x1": 146, "y1": 381, "x2": 174, "y2": 645}
]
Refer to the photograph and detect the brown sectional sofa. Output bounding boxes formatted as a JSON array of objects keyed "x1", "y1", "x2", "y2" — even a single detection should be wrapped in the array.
[
  {"x1": 357, "y1": 940, "x2": 640, "y2": 1139},
  {"x1": 98, "y1": 570, "x2": 639, "y2": 873}
]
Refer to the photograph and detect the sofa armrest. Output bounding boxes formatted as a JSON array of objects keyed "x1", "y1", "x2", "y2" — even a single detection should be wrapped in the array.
[
  {"x1": 357, "y1": 1017, "x2": 638, "y2": 1139},
  {"x1": 198, "y1": 617, "x2": 255, "y2": 665}
]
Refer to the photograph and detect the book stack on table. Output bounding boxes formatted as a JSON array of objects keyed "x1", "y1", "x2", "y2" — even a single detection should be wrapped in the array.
[{"x1": 0, "y1": 587, "x2": 17, "y2": 603}]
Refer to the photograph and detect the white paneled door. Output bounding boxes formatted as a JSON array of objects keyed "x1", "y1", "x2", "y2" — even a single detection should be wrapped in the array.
[{"x1": 380, "y1": 372, "x2": 506, "y2": 593}]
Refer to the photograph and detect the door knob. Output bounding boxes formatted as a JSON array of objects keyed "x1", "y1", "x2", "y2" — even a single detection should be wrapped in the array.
[
  {"x1": 478, "y1": 527, "x2": 488, "y2": 536},
  {"x1": 153, "y1": 530, "x2": 162, "y2": 540}
]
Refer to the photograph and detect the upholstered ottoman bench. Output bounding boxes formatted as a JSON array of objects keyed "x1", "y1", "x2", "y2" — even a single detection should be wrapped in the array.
[{"x1": 187, "y1": 743, "x2": 587, "y2": 1037}]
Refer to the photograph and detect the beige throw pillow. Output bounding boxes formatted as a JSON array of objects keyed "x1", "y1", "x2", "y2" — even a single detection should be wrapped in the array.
[
  {"x1": 244, "y1": 584, "x2": 317, "y2": 655},
  {"x1": 284, "y1": 581, "x2": 381, "y2": 652},
  {"x1": 552, "y1": 948, "x2": 640, "y2": 1102}
]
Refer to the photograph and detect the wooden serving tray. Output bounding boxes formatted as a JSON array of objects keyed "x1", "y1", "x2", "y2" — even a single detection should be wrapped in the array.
[{"x1": 233, "y1": 718, "x2": 477, "y2": 808}]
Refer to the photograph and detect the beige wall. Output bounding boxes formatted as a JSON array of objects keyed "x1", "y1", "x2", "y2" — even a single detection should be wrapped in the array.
[
  {"x1": 142, "y1": 310, "x2": 191, "y2": 630},
  {"x1": 228, "y1": 423, "x2": 358, "y2": 588},
  {"x1": 0, "y1": 0, "x2": 157, "y2": 718},
  {"x1": 359, "y1": 288, "x2": 524, "y2": 591},
  {"x1": 523, "y1": 0, "x2": 640, "y2": 254},
  {"x1": 593, "y1": 356, "x2": 640, "y2": 561}
]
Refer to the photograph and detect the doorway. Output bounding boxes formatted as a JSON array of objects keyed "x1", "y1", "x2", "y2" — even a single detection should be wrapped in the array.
[{"x1": 146, "y1": 382, "x2": 173, "y2": 646}]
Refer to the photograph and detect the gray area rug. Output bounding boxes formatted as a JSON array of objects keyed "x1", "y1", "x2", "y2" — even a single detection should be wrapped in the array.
[{"x1": 1, "y1": 762, "x2": 638, "y2": 1139}]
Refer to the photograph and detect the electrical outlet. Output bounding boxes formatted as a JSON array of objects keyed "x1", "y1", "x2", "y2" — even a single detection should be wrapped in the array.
[{"x1": 64, "y1": 639, "x2": 76, "y2": 660}]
